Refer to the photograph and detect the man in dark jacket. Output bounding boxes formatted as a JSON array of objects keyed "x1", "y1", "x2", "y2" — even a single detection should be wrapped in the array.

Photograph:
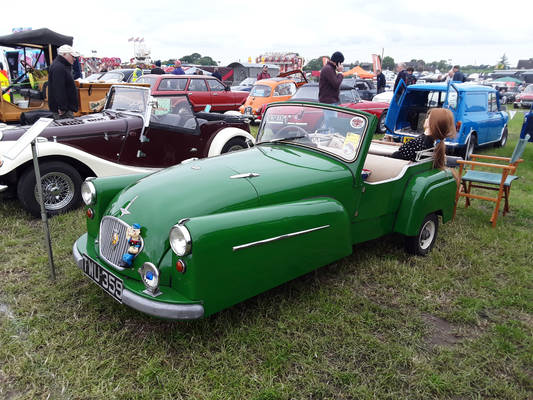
[
  {"x1": 48, "y1": 45, "x2": 79, "y2": 119},
  {"x1": 319, "y1": 51, "x2": 344, "y2": 104},
  {"x1": 394, "y1": 65, "x2": 416, "y2": 91},
  {"x1": 376, "y1": 69, "x2": 386, "y2": 93},
  {"x1": 151, "y1": 60, "x2": 165, "y2": 75},
  {"x1": 452, "y1": 65, "x2": 466, "y2": 82},
  {"x1": 212, "y1": 67, "x2": 222, "y2": 81}
]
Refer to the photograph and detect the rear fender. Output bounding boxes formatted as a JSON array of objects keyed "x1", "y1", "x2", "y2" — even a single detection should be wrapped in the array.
[
  {"x1": 174, "y1": 197, "x2": 352, "y2": 316},
  {"x1": 394, "y1": 169, "x2": 457, "y2": 236},
  {"x1": 207, "y1": 127, "x2": 255, "y2": 157}
]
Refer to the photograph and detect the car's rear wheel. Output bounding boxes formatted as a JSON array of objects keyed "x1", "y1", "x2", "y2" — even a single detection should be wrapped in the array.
[
  {"x1": 495, "y1": 126, "x2": 508, "y2": 148},
  {"x1": 221, "y1": 137, "x2": 248, "y2": 153},
  {"x1": 377, "y1": 110, "x2": 388, "y2": 134},
  {"x1": 405, "y1": 213, "x2": 439, "y2": 256},
  {"x1": 17, "y1": 161, "x2": 82, "y2": 218}
]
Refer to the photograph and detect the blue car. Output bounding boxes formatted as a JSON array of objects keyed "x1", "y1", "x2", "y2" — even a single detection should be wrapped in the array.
[{"x1": 385, "y1": 81, "x2": 509, "y2": 158}]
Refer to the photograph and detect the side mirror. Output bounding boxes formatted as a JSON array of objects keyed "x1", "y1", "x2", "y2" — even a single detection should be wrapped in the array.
[{"x1": 225, "y1": 85, "x2": 230, "y2": 91}]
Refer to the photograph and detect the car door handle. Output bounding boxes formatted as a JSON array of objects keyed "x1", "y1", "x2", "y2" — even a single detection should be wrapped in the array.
[
  {"x1": 188, "y1": 93, "x2": 193, "y2": 95},
  {"x1": 190, "y1": 148, "x2": 198, "y2": 152},
  {"x1": 213, "y1": 93, "x2": 218, "y2": 96}
]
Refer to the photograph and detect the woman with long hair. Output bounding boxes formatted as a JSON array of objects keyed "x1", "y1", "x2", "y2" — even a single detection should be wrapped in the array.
[{"x1": 391, "y1": 108, "x2": 455, "y2": 169}]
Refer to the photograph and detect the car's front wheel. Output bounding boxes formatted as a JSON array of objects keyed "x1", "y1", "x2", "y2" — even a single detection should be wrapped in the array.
[
  {"x1": 17, "y1": 161, "x2": 82, "y2": 218},
  {"x1": 221, "y1": 137, "x2": 248, "y2": 153},
  {"x1": 377, "y1": 110, "x2": 388, "y2": 134},
  {"x1": 405, "y1": 213, "x2": 439, "y2": 256}
]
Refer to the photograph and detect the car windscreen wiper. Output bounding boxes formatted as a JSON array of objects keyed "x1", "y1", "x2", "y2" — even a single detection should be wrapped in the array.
[{"x1": 265, "y1": 135, "x2": 308, "y2": 143}]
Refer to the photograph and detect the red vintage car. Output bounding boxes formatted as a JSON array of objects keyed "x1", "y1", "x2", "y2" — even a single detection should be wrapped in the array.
[
  {"x1": 290, "y1": 83, "x2": 389, "y2": 133},
  {"x1": 514, "y1": 84, "x2": 533, "y2": 109},
  {"x1": 135, "y1": 75, "x2": 249, "y2": 112}
]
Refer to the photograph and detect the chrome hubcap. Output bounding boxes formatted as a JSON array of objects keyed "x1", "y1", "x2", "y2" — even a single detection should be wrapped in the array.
[
  {"x1": 419, "y1": 220, "x2": 436, "y2": 250},
  {"x1": 34, "y1": 172, "x2": 75, "y2": 211}
]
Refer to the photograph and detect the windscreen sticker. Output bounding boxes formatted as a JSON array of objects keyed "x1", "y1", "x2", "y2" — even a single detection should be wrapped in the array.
[{"x1": 350, "y1": 117, "x2": 365, "y2": 129}]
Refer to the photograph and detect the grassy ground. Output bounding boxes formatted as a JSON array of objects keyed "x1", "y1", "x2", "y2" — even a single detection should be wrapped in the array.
[{"x1": 0, "y1": 110, "x2": 532, "y2": 399}]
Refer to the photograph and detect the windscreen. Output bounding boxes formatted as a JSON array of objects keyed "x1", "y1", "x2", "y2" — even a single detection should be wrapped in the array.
[
  {"x1": 257, "y1": 104, "x2": 368, "y2": 162},
  {"x1": 106, "y1": 87, "x2": 149, "y2": 114}
]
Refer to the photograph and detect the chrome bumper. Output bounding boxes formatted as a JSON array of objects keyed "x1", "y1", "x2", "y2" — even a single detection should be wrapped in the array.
[{"x1": 73, "y1": 238, "x2": 204, "y2": 320}]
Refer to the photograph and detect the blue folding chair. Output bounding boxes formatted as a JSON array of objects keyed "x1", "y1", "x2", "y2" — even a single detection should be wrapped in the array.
[{"x1": 453, "y1": 134, "x2": 530, "y2": 227}]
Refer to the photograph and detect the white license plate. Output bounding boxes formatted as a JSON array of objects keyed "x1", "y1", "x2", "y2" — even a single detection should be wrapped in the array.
[{"x1": 82, "y1": 255, "x2": 123, "y2": 303}]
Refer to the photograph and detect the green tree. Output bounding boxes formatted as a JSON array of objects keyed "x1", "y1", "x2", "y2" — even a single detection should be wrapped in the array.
[
  {"x1": 303, "y1": 57, "x2": 325, "y2": 71},
  {"x1": 437, "y1": 60, "x2": 450, "y2": 71},
  {"x1": 497, "y1": 54, "x2": 509, "y2": 70},
  {"x1": 382, "y1": 56, "x2": 395, "y2": 71},
  {"x1": 198, "y1": 56, "x2": 217, "y2": 66},
  {"x1": 180, "y1": 53, "x2": 202, "y2": 64}
]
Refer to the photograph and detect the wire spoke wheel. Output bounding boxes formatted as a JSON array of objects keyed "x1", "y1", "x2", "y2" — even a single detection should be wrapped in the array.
[{"x1": 34, "y1": 171, "x2": 75, "y2": 211}]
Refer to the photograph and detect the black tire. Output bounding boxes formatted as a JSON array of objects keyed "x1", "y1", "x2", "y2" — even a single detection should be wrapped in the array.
[
  {"x1": 17, "y1": 161, "x2": 83, "y2": 218},
  {"x1": 377, "y1": 110, "x2": 388, "y2": 134},
  {"x1": 405, "y1": 213, "x2": 439, "y2": 256},
  {"x1": 462, "y1": 133, "x2": 476, "y2": 160},
  {"x1": 495, "y1": 126, "x2": 508, "y2": 148},
  {"x1": 221, "y1": 137, "x2": 248, "y2": 153}
]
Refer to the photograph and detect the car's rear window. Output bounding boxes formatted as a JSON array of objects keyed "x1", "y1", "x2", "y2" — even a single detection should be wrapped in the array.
[{"x1": 250, "y1": 85, "x2": 272, "y2": 97}]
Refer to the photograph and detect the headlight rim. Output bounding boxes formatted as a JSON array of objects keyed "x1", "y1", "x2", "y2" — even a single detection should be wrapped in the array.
[
  {"x1": 81, "y1": 179, "x2": 97, "y2": 205},
  {"x1": 139, "y1": 262, "x2": 160, "y2": 295},
  {"x1": 169, "y1": 223, "x2": 192, "y2": 257}
]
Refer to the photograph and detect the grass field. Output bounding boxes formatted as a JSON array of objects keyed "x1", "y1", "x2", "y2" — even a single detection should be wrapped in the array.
[{"x1": 0, "y1": 110, "x2": 532, "y2": 399}]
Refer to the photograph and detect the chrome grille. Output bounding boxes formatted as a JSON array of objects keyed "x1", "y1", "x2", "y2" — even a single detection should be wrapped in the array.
[{"x1": 99, "y1": 216, "x2": 144, "y2": 270}]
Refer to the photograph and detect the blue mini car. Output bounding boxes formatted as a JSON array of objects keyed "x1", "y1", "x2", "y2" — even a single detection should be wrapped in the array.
[{"x1": 385, "y1": 81, "x2": 509, "y2": 158}]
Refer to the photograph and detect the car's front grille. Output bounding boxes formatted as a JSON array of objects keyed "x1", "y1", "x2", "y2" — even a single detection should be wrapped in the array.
[{"x1": 99, "y1": 216, "x2": 144, "y2": 270}]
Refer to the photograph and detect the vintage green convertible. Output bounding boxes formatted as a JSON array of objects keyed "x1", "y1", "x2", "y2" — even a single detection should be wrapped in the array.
[{"x1": 73, "y1": 102, "x2": 457, "y2": 319}]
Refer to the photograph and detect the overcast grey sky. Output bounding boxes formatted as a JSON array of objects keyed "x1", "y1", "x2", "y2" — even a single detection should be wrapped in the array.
[{"x1": 3, "y1": 0, "x2": 532, "y2": 68}]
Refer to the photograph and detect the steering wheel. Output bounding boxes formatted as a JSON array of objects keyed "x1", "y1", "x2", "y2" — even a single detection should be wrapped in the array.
[
  {"x1": 275, "y1": 125, "x2": 316, "y2": 147},
  {"x1": 276, "y1": 124, "x2": 309, "y2": 138}
]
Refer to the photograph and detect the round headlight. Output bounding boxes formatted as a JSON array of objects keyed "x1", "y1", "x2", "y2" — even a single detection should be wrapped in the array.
[
  {"x1": 81, "y1": 180, "x2": 96, "y2": 205},
  {"x1": 139, "y1": 262, "x2": 160, "y2": 294},
  {"x1": 169, "y1": 224, "x2": 192, "y2": 256}
]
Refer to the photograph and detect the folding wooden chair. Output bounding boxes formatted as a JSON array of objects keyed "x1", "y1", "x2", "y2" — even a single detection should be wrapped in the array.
[{"x1": 453, "y1": 134, "x2": 530, "y2": 227}]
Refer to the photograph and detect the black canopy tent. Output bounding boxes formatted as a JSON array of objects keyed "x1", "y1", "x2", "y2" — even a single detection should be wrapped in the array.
[{"x1": 0, "y1": 28, "x2": 73, "y2": 66}]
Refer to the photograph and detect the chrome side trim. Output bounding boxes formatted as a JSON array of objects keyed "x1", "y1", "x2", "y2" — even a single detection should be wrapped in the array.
[
  {"x1": 233, "y1": 225, "x2": 330, "y2": 252},
  {"x1": 73, "y1": 238, "x2": 204, "y2": 320},
  {"x1": 230, "y1": 172, "x2": 260, "y2": 179}
]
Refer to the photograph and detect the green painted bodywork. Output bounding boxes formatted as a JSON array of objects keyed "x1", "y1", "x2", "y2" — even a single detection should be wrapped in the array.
[{"x1": 76, "y1": 104, "x2": 457, "y2": 318}]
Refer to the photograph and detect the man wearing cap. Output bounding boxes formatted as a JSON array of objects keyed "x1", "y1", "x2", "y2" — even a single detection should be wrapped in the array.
[
  {"x1": 172, "y1": 60, "x2": 185, "y2": 75},
  {"x1": 257, "y1": 65, "x2": 271, "y2": 80},
  {"x1": 319, "y1": 51, "x2": 344, "y2": 104},
  {"x1": 48, "y1": 45, "x2": 79, "y2": 119}
]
